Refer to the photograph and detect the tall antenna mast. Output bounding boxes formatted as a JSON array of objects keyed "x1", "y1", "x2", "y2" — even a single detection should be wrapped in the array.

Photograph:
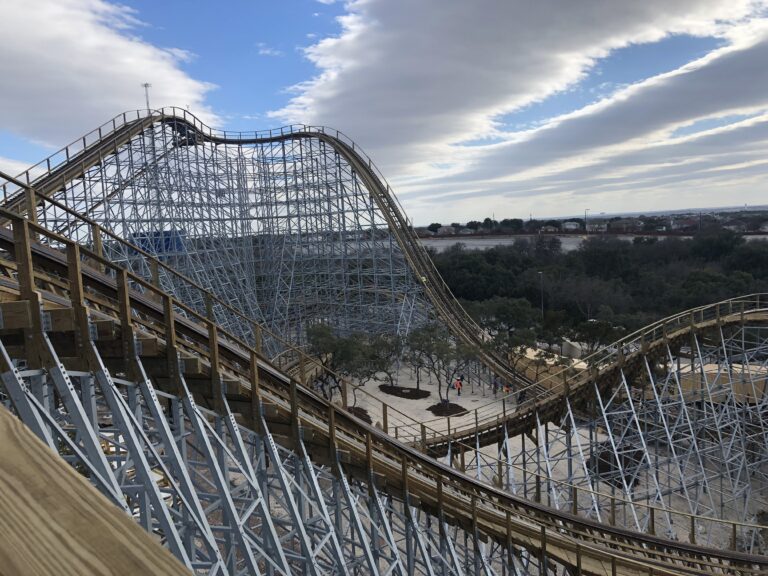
[{"x1": 142, "y1": 82, "x2": 152, "y2": 110}]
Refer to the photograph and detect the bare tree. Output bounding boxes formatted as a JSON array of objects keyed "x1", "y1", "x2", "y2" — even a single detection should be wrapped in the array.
[
  {"x1": 405, "y1": 324, "x2": 473, "y2": 403},
  {"x1": 306, "y1": 324, "x2": 402, "y2": 400}
]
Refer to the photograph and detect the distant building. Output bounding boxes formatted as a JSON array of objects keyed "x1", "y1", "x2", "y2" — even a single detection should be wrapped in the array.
[
  {"x1": 436, "y1": 226, "x2": 457, "y2": 236},
  {"x1": 540, "y1": 225, "x2": 559, "y2": 233},
  {"x1": 586, "y1": 221, "x2": 608, "y2": 233},
  {"x1": 414, "y1": 227, "x2": 434, "y2": 237},
  {"x1": 669, "y1": 218, "x2": 698, "y2": 232},
  {"x1": 760, "y1": 222, "x2": 768, "y2": 233},
  {"x1": 562, "y1": 221, "x2": 582, "y2": 232},
  {"x1": 458, "y1": 227, "x2": 475, "y2": 235},
  {"x1": 609, "y1": 218, "x2": 644, "y2": 233},
  {"x1": 723, "y1": 220, "x2": 747, "y2": 233}
]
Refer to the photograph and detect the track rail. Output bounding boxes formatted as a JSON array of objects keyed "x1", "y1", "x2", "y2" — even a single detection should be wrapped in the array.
[
  {"x1": 0, "y1": 109, "x2": 547, "y2": 449},
  {"x1": 422, "y1": 294, "x2": 768, "y2": 454}
]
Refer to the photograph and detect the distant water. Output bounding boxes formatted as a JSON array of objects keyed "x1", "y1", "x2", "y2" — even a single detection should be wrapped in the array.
[{"x1": 419, "y1": 234, "x2": 768, "y2": 253}]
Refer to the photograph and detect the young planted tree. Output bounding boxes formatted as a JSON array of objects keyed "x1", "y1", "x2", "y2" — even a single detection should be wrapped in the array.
[
  {"x1": 571, "y1": 319, "x2": 625, "y2": 355},
  {"x1": 362, "y1": 333, "x2": 402, "y2": 386},
  {"x1": 405, "y1": 324, "x2": 474, "y2": 403},
  {"x1": 486, "y1": 329, "x2": 534, "y2": 388},
  {"x1": 306, "y1": 324, "x2": 359, "y2": 399},
  {"x1": 306, "y1": 324, "x2": 402, "y2": 399}
]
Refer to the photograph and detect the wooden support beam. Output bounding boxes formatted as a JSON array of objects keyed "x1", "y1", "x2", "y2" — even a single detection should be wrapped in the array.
[{"x1": 0, "y1": 301, "x2": 32, "y2": 330}]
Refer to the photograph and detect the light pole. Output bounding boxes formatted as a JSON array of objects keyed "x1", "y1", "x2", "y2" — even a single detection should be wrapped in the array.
[
  {"x1": 142, "y1": 82, "x2": 152, "y2": 110},
  {"x1": 584, "y1": 208, "x2": 590, "y2": 235},
  {"x1": 538, "y1": 271, "x2": 544, "y2": 321}
]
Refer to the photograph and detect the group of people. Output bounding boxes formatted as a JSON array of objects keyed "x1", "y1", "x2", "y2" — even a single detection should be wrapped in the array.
[{"x1": 492, "y1": 375, "x2": 513, "y2": 396}]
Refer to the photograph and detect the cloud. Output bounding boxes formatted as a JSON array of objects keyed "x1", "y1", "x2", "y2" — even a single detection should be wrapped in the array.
[
  {"x1": 256, "y1": 42, "x2": 283, "y2": 57},
  {"x1": 438, "y1": 29, "x2": 768, "y2": 183},
  {"x1": 273, "y1": 0, "x2": 768, "y2": 221},
  {"x1": 0, "y1": 156, "x2": 35, "y2": 178},
  {"x1": 0, "y1": 0, "x2": 217, "y2": 148},
  {"x1": 403, "y1": 27, "x2": 768, "y2": 212}
]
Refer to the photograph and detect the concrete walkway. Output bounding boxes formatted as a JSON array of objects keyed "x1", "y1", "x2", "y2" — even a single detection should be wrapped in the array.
[{"x1": 342, "y1": 367, "x2": 513, "y2": 442}]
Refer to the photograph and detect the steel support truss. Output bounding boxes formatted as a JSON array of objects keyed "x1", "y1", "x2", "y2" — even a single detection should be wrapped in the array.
[
  {"x1": 25, "y1": 116, "x2": 428, "y2": 357},
  {"x1": 0, "y1": 333, "x2": 543, "y2": 575},
  {"x1": 458, "y1": 323, "x2": 768, "y2": 554}
]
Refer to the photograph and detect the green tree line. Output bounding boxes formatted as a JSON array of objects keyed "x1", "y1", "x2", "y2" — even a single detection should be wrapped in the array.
[{"x1": 431, "y1": 231, "x2": 768, "y2": 347}]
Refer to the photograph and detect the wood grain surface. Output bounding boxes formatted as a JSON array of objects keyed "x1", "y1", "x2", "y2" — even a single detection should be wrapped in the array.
[{"x1": 0, "y1": 407, "x2": 189, "y2": 576}]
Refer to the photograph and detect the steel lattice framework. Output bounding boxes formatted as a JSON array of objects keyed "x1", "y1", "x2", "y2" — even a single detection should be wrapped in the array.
[
  {"x1": 0, "y1": 109, "x2": 767, "y2": 574},
  {"x1": 15, "y1": 112, "x2": 427, "y2": 357},
  {"x1": 458, "y1": 322, "x2": 768, "y2": 551},
  {"x1": 1, "y1": 338, "x2": 535, "y2": 576}
]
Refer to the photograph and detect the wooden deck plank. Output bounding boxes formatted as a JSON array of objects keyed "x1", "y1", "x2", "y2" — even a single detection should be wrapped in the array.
[{"x1": 0, "y1": 407, "x2": 189, "y2": 576}]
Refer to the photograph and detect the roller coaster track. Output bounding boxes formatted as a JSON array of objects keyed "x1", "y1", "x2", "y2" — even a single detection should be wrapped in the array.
[
  {"x1": 0, "y1": 109, "x2": 525, "y2": 389},
  {"x1": 0, "y1": 201, "x2": 766, "y2": 575},
  {"x1": 0, "y1": 110, "x2": 766, "y2": 573},
  {"x1": 421, "y1": 295, "x2": 768, "y2": 455}
]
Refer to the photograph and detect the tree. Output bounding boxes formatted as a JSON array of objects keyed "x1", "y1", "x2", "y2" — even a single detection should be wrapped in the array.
[
  {"x1": 725, "y1": 240, "x2": 768, "y2": 280},
  {"x1": 405, "y1": 324, "x2": 474, "y2": 402},
  {"x1": 500, "y1": 218, "x2": 524, "y2": 232},
  {"x1": 481, "y1": 217, "x2": 500, "y2": 231},
  {"x1": 534, "y1": 236, "x2": 562, "y2": 260},
  {"x1": 472, "y1": 296, "x2": 537, "y2": 337},
  {"x1": 531, "y1": 349, "x2": 555, "y2": 381},
  {"x1": 306, "y1": 324, "x2": 402, "y2": 399},
  {"x1": 579, "y1": 237, "x2": 632, "y2": 280},
  {"x1": 486, "y1": 330, "x2": 535, "y2": 387},
  {"x1": 466, "y1": 220, "x2": 481, "y2": 230},
  {"x1": 354, "y1": 333, "x2": 402, "y2": 386},
  {"x1": 427, "y1": 222, "x2": 442, "y2": 233},
  {"x1": 572, "y1": 319, "x2": 624, "y2": 355},
  {"x1": 306, "y1": 324, "x2": 359, "y2": 399},
  {"x1": 691, "y1": 229, "x2": 744, "y2": 261}
]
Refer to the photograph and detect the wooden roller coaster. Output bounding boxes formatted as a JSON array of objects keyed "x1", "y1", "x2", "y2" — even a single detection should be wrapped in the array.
[{"x1": 0, "y1": 110, "x2": 766, "y2": 575}]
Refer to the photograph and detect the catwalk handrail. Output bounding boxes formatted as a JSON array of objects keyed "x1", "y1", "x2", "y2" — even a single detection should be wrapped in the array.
[
  {"x1": 4, "y1": 107, "x2": 757, "y2": 453},
  {"x1": 1, "y1": 111, "x2": 766, "y2": 542},
  {"x1": 0, "y1": 168, "x2": 433, "y2": 441},
  {"x1": 1, "y1": 207, "x2": 767, "y2": 574}
]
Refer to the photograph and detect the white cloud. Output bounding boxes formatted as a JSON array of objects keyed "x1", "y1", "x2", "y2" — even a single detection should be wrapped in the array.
[
  {"x1": 273, "y1": 0, "x2": 768, "y2": 222},
  {"x1": 440, "y1": 29, "x2": 768, "y2": 181},
  {"x1": 257, "y1": 42, "x2": 283, "y2": 57},
  {"x1": 0, "y1": 156, "x2": 35, "y2": 178},
  {"x1": 0, "y1": 0, "x2": 217, "y2": 148}
]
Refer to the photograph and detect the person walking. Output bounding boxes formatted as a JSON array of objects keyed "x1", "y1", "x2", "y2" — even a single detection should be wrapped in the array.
[{"x1": 455, "y1": 376, "x2": 463, "y2": 397}]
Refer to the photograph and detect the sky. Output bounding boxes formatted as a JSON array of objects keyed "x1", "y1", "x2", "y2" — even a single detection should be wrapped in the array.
[{"x1": 0, "y1": 0, "x2": 767, "y2": 225}]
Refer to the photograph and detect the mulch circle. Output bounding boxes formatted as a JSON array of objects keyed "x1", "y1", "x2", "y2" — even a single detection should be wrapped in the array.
[
  {"x1": 346, "y1": 406, "x2": 372, "y2": 424},
  {"x1": 427, "y1": 402, "x2": 468, "y2": 417},
  {"x1": 378, "y1": 384, "x2": 430, "y2": 400}
]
